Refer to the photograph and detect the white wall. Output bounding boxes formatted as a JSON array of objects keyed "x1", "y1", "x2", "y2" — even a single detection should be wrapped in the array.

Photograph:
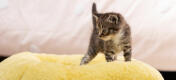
[{"x1": 0, "y1": 0, "x2": 8, "y2": 8}]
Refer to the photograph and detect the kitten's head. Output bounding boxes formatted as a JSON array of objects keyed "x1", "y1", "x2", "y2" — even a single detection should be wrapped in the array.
[{"x1": 92, "y1": 3, "x2": 125, "y2": 41}]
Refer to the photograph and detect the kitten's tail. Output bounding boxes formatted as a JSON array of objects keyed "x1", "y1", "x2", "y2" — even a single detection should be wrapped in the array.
[{"x1": 92, "y1": 2, "x2": 97, "y2": 14}]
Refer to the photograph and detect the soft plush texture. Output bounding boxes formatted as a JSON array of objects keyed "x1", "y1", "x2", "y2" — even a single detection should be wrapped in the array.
[{"x1": 0, "y1": 52, "x2": 163, "y2": 80}]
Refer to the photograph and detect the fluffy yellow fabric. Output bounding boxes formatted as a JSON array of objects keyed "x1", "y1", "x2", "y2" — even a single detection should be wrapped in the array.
[{"x1": 0, "y1": 52, "x2": 163, "y2": 80}]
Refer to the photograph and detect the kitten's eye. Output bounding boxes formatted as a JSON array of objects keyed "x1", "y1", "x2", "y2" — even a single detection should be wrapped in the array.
[{"x1": 102, "y1": 29, "x2": 108, "y2": 35}]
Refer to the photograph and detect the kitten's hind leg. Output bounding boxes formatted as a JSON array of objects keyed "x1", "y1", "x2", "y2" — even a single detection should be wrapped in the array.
[
  {"x1": 123, "y1": 45, "x2": 132, "y2": 61},
  {"x1": 80, "y1": 48, "x2": 98, "y2": 65}
]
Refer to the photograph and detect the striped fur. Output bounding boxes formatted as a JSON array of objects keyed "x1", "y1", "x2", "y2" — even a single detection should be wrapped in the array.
[{"x1": 80, "y1": 3, "x2": 132, "y2": 65}]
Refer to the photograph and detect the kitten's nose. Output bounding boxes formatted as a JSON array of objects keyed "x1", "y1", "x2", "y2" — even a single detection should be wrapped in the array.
[
  {"x1": 97, "y1": 35, "x2": 102, "y2": 39},
  {"x1": 98, "y1": 35, "x2": 104, "y2": 39},
  {"x1": 99, "y1": 35, "x2": 103, "y2": 37}
]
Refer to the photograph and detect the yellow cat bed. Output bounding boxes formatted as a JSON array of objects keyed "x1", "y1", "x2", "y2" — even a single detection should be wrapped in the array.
[{"x1": 0, "y1": 52, "x2": 163, "y2": 80}]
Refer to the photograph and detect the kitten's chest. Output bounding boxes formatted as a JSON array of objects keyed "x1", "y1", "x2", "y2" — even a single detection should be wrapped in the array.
[
  {"x1": 104, "y1": 33, "x2": 123, "y2": 53},
  {"x1": 113, "y1": 32, "x2": 123, "y2": 45},
  {"x1": 111, "y1": 32, "x2": 123, "y2": 53}
]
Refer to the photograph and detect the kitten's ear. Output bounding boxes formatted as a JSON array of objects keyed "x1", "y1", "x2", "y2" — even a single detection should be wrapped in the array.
[
  {"x1": 92, "y1": 3, "x2": 97, "y2": 14},
  {"x1": 92, "y1": 3, "x2": 99, "y2": 21},
  {"x1": 108, "y1": 15, "x2": 119, "y2": 24}
]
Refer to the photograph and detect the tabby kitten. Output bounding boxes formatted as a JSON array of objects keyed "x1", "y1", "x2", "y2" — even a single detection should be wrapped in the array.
[{"x1": 80, "y1": 3, "x2": 132, "y2": 65}]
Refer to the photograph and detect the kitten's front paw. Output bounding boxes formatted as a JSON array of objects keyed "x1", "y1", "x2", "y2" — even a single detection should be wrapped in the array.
[
  {"x1": 106, "y1": 59, "x2": 114, "y2": 62},
  {"x1": 125, "y1": 58, "x2": 131, "y2": 62},
  {"x1": 80, "y1": 59, "x2": 88, "y2": 65},
  {"x1": 80, "y1": 62, "x2": 86, "y2": 65}
]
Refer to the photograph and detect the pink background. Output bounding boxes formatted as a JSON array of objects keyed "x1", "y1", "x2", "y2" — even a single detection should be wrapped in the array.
[{"x1": 0, "y1": 0, "x2": 176, "y2": 71}]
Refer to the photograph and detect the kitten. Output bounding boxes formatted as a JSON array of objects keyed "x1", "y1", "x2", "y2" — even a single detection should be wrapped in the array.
[{"x1": 80, "y1": 3, "x2": 132, "y2": 65}]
